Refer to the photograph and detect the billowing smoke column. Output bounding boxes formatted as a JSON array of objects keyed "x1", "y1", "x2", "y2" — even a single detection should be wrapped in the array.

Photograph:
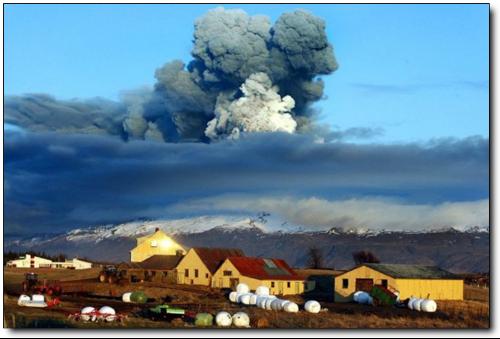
[
  {"x1": 5, "y1": 7, "x2": 338, "y2": 143},
  {"x1": 205, "y1": 73, "x2": 297, "y2": 140},
  {"x1": 153, "y1": 7, "x2": 338, "y2": 142}
]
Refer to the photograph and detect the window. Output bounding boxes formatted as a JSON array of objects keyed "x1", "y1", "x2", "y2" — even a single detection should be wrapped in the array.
[
  {"x1": 342, "y1": 279, "x2": 349, "y2": 289},
  {"x1": 184, "y1": 269, "x2": 189, "y2": 277},
  {"x1": 271, "y1": 282, "x2": 275, "y2": 288},
  {"x1": 381, "y1": 279, "x2": 388, "y2": 288},
  {"x1": 151, "y1": 240, "x2": 158, "y2": 247},
  {"x1": 223, "y1": 270, "x2": 232, "y2": 276},
  {"x1": 287, "y1": 282, "x2": 291, "y2": 288},
  {"x1": 194, "y1": 269, "x2": 199, "y2": 278},
  {"x1": 205, "y1": 273, "x2": 209, "y2": 279}
]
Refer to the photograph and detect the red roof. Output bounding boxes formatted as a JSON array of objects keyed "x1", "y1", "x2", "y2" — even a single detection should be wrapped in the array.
[
  {"x1": 227, "y1": 256, "x2": 304, "y2": 281},
  {"x1": 192, "y1": 248, "x2": 245, "y2": 274}
]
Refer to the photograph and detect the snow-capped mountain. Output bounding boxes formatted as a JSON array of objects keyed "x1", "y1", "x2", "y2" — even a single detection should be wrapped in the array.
[{"x1": 5, "y1": 215, "x2": 489, "y2": 273}]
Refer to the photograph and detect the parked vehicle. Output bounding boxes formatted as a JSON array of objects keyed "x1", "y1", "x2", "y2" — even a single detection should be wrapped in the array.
[
  {"x1": 22, "y1": 272, "x2": 62, "y2": 296},
  {"x1": 98, "y1": 265, "x2": 125, "y2": 284},
  {"x1": 147, "y1": 304, "x2": 192, "y2": 322}
]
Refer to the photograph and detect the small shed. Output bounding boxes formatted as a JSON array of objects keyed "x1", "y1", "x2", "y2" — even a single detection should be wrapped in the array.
[{"x1": 334, "y1": 263, "x2": 463, "y2": 302}]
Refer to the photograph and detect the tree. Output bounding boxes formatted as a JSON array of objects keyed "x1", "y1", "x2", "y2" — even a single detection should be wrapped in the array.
[
  {"x1": 307, "y1": 246, "x2": 324, "y2": 269},
  {"x1": 352, "y1": 250, "x2": 380, "y2": 265}
]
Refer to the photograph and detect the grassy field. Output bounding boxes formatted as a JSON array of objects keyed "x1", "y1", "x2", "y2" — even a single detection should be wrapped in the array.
[{"x1": 3, "y1": 267, "x2": 490, "y2": 329}]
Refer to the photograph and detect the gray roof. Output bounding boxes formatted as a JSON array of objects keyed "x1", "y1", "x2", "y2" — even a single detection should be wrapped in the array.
[{"x1": 364, "y1": 263, "x2": 461, "y2": 279}]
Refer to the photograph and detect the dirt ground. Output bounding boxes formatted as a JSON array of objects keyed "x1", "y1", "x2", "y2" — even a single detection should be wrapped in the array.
[{"x1": 3, "y1": 267, "x2": 490, "y2": 329}]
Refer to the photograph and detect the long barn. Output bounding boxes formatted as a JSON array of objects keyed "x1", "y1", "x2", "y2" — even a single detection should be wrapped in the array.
[{"x1": 334, "y1": 263, "x2": 463, "y2": 302}]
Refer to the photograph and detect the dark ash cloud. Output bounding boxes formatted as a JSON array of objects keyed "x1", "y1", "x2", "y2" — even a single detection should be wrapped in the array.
[{"x1": 5, "y1": 131, "x2": 488, "y2": 235}]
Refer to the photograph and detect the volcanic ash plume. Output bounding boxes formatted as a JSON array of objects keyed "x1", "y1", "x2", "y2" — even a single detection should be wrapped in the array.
[
  {"x1": 5, "y1": 7, "x2": 338, "y2": 143},
  {"x1": 151, "y1": 7, "x2": 338, "y2": 142},
  {"x1": 205, "y1": 73, "x2": 296, "y2": 140}
]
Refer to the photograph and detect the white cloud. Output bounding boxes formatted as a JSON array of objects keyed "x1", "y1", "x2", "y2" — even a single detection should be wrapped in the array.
[{"x1": 172, "y1": 195, "x2": 489, "y2": 232}]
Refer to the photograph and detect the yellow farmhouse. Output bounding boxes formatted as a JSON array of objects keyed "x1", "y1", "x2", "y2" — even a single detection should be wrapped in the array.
[
  {"x1": 130, "y1": 228, "x2": 186, "y2": 263},
  {"x1": 334, "y1": 263, "x2": 463, "y2": 302},
  {"x1": 213, "y1": 256, "x2": 314, "y2": 296},
  {"x1": 176, "y1": 247, "x2": 244, "y2": 286}
]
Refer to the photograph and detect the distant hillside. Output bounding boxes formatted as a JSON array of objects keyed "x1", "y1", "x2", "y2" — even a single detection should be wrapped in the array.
[{"x1": 5, "y1": 217, "x2": 489, "y2": 273}]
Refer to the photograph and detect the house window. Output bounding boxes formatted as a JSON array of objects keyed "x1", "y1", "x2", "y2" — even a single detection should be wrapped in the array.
[
  {"x1": 342, "y1": 279, "x2": 349, "y2": 289},
  {"x1": 287, "y1": 282, "x2": 291, "y2": 288},
  {"x1": 151, "y1": 240, "x2": 158, "y2": 247},
  {"x1": 271, "y1": 282, "x2": 275, "y2": 288},
  {"x1": 223, "y1": 270, "x2": 232, "y2": 276},
  {"x1": 184, "y1": 269, "x2": 189, "y2": 277},
  {"x1": 381, "y1": 279, "x2": 388, "y2": 288},
  {"x1": 195, "y1": 269, "x2": 199, "y2": 278},
  {"x1": 205, "y1": 273, "x2": 209, "y2": 278}
]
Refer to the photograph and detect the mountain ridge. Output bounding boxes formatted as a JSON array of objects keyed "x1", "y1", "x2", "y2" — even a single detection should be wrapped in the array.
[{"x1": 5, "y1": 216, "x2": 489, "y2": 273}]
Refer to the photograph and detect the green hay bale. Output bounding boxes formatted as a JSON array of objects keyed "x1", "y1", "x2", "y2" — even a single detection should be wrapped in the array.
[{"x1": 194, "y1": 313, "x2": 213, "y2": 327}]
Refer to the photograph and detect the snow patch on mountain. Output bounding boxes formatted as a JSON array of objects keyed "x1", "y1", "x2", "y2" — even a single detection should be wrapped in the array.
[{"x1": 63, "y1": 216, "x2": 273, "y2": 243}]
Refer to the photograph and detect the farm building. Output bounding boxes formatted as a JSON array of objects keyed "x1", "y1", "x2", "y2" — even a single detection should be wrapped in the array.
[
  {"x1": 334, "y1": 263, "x2": 463, "y2": 302},
  {"x1": 130, "y1": 228, "x2": 186, "y2": 262},
  {"x1": 6, "y1": 254, "x2": 92, "y2": 270},
  {"x1": 176, "y1": 247, "x2": 244, "y2": 286},
  {"x1": 212, "y1": 256, "x2": 315, "y2": 295},
  {"x1": 6, "y1": 254, "x2": 53, "y2": 268},
  {"x1": 50, "y1": 258, "x2": 93, "y2": 270},
  {"x1": 118, "y1": 254, "x2": 183, "y2": 283}
]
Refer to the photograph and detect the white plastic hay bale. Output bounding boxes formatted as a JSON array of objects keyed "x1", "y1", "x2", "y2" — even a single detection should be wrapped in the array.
[
  {"x1": 249, "y1": 294, "x2": 258, "y2": 305},
  {"x1": 355, "y1": 291, "x2": 370, "y2": 304},
  {"x1": 413, "y1": 298, "x2": 424, "y2": 312},
  {"x1": 236, "y1": 283, "x2": 250, "y2": 294},
  {"x1": 81, "y1": 306, "x2": 96, "y2": 322},
  {"x1": 256, "y1": 296, "x2": 266, "y2": 309},
  {"x1": 32, "y1": 294, "x2": 45, "y2": 303},
  {"x1": 280, "y1": 300, "x2": 291, "y2": 309},
  {"x1": 239, "y1": 293, "x2": 252, "y2": 305},
  {"x1": 264, "y1": 298, "x2": 275, "y2": 310},
  {"x1": 17, "y1": 295, "x2": 30, "y2": 306},
  {"x1": 99, "y1": 306, "x2": 116, "y2": 322},
  {"x1": 232, "y1": 312, "x2": 250, "y2": 328},
  {"x1": 229, "y1": 291, "x2": 239, "y2": 303},
  {"x1": 353, "y1": 291, "x2": 363, "y2": 303},
  {"x1": 421, "y1": 299, "x2": 437, "y2": 313},
  {"x1": 283, "y1": 302, "x2": 299, "y2": 313},
  {"x1": 215, "y1": 311, "x2": 233, "y2": 327},
  {"x1": 122, "y1": 292, "x2": 132, "y2": 303},
  {"x1": 255, "y1": 285, "x2": 270, "y2": 296},
  {"x1": 304, "y1": 300, "x2": 321, "y2": 313},
  {"x1": 271, "y1": 299, "x2": 283, "y2": 311},
  {"x1": 408, "y1": 297, "x2": 417, "y2": 310}
]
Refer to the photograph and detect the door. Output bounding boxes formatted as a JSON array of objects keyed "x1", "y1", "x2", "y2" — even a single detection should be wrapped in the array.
[
  {"x1": 230, "y1": 278, "x2": 239, "y2": 290},
  {"x1": 355, "y1": 278, "x2": 374, "y2": 292},
  {"x1": 278, "y1": 281, "x2": 284, "y2": 295},
  {"x1": 295, "y1": 282, "x2": 300, "y2": 294}
]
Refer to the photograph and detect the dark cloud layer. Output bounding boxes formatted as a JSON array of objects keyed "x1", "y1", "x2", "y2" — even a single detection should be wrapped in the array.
[{"x1": 5, "y1": 131, "x2": 488, "y2": 235}]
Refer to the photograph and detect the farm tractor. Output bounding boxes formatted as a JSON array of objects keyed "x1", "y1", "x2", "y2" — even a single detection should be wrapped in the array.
[
  {"x1": 22, "y1": 272, "x2": 62, "y2": 296},
  {"x1": 98, "y1": 265, "x2": 126, "y2": 284}
]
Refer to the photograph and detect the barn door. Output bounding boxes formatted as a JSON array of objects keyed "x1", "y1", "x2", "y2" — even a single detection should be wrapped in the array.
[
  {"x1": 355, "y1": 278, "x2": 374, "y2": 292},
  {"x1": 230, "y1": 278, "x2": 239, "y2": 289}
]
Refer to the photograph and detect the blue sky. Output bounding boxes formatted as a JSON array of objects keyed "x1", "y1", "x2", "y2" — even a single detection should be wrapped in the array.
[{"x1": 5, "y1": 4, "x2": 489, "y2": 143}]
